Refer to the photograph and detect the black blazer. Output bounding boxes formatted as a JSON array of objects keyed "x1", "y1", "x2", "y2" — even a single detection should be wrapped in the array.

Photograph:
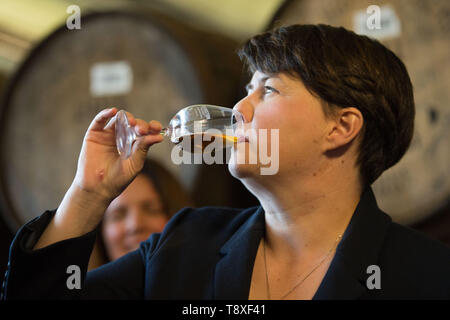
[{"x1": 2, "y1": 187, "x2": 450, "y2": 299}]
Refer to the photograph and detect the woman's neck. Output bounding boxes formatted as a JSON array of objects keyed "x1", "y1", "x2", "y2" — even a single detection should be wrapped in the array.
[{"x1": 244, "y1": 165, "x2": 363, "y2": 260}]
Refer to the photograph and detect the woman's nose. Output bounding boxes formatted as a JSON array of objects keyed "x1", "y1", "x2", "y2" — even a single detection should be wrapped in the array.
[
  {"x1": 233, "y1": 95, "x2": 254, "y2": 123},
  {"x1": 125, "y1": 209, "x2": 147, "y2": 233}
]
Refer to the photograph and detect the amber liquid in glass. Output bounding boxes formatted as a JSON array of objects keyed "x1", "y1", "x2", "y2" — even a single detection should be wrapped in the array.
[{"x1": 175, "y1": 133, "x2": 238, "y2": 153}]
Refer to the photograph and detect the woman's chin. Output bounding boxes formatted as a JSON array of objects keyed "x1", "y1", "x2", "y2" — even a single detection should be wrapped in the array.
[
  {"x1": 228, "y1": 161, "x2": 255, "y2": 180},
  {"x1": 228, "y1": 145, "x2": 264, "y2": 180}
]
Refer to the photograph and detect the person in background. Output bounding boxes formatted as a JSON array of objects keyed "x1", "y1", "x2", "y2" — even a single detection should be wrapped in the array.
[{"x1": 88, "y1": 158, "x2": 192, "y2": 270}]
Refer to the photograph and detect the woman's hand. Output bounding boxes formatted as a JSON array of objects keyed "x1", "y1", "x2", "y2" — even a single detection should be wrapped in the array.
[
  {"x1": 34, "y1": 108, "x2": 164, "y2": 249},
  {"x1": 73, "y1": 108, "x2": 164, "y2": 202}
]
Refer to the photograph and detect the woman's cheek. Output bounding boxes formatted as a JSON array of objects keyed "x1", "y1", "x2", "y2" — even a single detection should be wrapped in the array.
[
  {"x1": 142, "y1": 215, "x2": 169, "y2": 234},
  {"x1": 103, "y1": 223, "x2": 125, "y2": 248}
]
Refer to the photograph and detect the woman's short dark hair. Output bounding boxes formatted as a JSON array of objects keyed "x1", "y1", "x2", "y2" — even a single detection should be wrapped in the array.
[{"x1": 238, "y1": 24, "x2": 415, "y2": 186}]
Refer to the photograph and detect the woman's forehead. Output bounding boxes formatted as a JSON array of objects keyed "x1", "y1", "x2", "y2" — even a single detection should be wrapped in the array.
[{"x1": 250, "y1": 70, "x2": 276, "y2": 82}]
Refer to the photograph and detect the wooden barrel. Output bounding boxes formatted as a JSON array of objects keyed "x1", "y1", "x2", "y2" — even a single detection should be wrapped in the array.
[
  {"x1": 0, "y1": 9, "x2": 258, "y2": 232},
  {"x1": 269, "y1": 0, "x2": 450, "y2": 227}
]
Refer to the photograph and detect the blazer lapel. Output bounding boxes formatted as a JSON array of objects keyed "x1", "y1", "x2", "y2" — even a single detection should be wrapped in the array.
[
  {"x1": 213, "y1": 207, "x2": 265, "y2": 299},
  {"x1": 313, "y1": 187, "x2": 392, "y2": 299}
]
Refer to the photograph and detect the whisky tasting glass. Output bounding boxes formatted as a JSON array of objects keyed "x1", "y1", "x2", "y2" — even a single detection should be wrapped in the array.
[{"x1": 115, "y1": 104, "x2": 244, "y2": 159}]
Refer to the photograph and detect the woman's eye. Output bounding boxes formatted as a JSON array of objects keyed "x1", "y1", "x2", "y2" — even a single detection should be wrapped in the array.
[
  {"x1": 108, "y1": 209, "x2": 127, "y2": 222},
  {"x1": 141, "y1": 203, "x2": 165, "y2": 216},
  {"x1": 263, "y1": 86, "x2": 277, "y2": 95}
]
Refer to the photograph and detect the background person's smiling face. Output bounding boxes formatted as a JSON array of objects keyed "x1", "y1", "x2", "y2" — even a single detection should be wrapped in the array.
[{"x1": 102, "y1": 174, "x2": 169, "y2": 260}]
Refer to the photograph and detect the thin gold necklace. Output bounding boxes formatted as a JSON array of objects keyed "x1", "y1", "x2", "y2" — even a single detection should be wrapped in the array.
[{"x1": 263, "y1": 234, "x2": 342, "y2": 300}]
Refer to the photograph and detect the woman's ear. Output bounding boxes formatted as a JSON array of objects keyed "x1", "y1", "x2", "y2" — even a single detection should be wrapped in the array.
[{"x1": 324, "y1": 107, "x2": 364, "y2": 152}]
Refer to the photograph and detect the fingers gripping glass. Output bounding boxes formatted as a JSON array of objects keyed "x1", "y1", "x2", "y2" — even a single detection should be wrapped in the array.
[{"x1": 115, "y1": 105, "x2": 244, "y2": 159}]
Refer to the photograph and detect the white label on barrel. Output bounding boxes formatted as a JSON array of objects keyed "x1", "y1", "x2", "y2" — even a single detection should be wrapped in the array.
[
  {"x1": 353, "y1": 5, "x2": 401, "y2": 40},
  {"x1": 90, "y1": 61, "x2": 133, "y2": 97}
]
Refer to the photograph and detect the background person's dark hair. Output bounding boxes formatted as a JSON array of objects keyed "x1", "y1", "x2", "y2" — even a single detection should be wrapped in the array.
[
  {"x1": 140, "y1": 157, "x2": 193, "y2": 216},
  {"x1": 238, "y1": 24, "x2": 415, "y2": 186}
]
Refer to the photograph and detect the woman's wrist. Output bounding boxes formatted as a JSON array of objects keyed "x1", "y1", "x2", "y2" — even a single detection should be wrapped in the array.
[{"x1": 55, "y1": 183, "x2": 112, "y2": 231}]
